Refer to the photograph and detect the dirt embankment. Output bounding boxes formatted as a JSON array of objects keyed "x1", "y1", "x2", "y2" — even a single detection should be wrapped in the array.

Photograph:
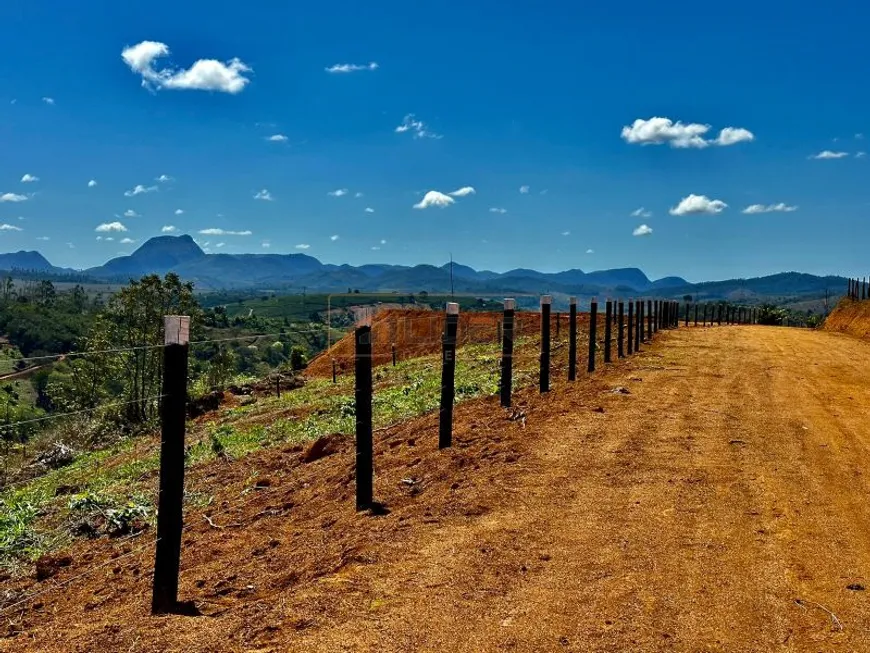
[
  {"x1": 308, "y1": 308, "x2": 590, "y2": 377},
  {"x1": 823, "y1": 299, "x2": 870, "y2": 339}
]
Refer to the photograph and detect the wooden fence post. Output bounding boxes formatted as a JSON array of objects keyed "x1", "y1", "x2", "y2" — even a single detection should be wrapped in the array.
[
  {"x1": 568, "y1": 297, "x2": 577, "y2": 381},
  {"x1": 355, "y1": 325, "x2": 373, "y2": 510},
  {"x1": 439, "y1": 303, "x2": 460, "y2": 448},
  {"x1": 647, "y1": 300, "x2": 653, "y2": 340},
  {"x1": 500, "y1": 299, "x2": 515, "y2": 407},
  {"x1": 637, "y1": 300, "x2": 643, "y2": 348},
  {"x1": 588, "y1": 298, "x2": 598, "y2": 373},
  {"x1": 540, "y1": 296, "x2": 551, "y2": 393},
  {"x1": 617, "y1": 300, "x2": 625, "y2": 358},
  {"x1": 332, "y1": 358, "x2": 337, "y2": 384},
  {"x1": 152, "y1": 316, "x2": 190, "y2": 615},
  {"x1": 627, "y1": 299, "x2": 634, "y2": 355},
  {"x1": 604, "y1": 299, "x2": 613, "y2": 363}
]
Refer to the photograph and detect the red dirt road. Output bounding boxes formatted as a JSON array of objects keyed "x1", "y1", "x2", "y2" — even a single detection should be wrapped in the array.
[{"x1": 6, "y1": 325, "x2": 870, "y2": 651}]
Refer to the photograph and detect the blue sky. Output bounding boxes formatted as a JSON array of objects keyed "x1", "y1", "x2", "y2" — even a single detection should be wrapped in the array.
[{"x1": 1, "y1": 0, "x2": 868, "y2": 282}]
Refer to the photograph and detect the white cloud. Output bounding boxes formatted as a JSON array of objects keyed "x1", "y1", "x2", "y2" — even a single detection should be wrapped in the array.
[
  {"x1": 856, "y1": 151, "x2": 866, "y2": 159},
  {"x1": 633, "y1": 224, "x2": 653, "y2": 236},
  {"x1": 123, "y1": 209, "x2": 139, "y2": 218},
  {"x1": 42, "y1": 97, "x2": 55, "y2": 105},
  {"x1": 380, "y1": 239, "x2": 387, "y2": 245},
  {"x1": 161, "y1": 225, "x2": 177, "y2": 233},
  {"x1": 586, "y1": 248, "x2": 594, "y2": 254},
  {"x1": 36, "y1": 236, "x2": 49, "y2": 241},
  {"x1": 254, "y1": 189, "x2": 273, "y2": 201},
  {"x1": 174, "y1": 208, "x2": 184, "y2": 215},
  {"x1": 448, "y1": 186, "x2": 476, "y2": 197},
  {"x1": 326, "y1": 62, "x2": 379, "y2": 73},
  {"x1": 811, "y1": 150, "x2": 849, "y2": 159},
  {"x1": 124, "y1": 184, "x2": 157, "y2": 197},
  {"x1": 669, "y1": 194, "x2": 728, "y2": 216},
  {"x1": 266, "y1": 134, "x2": 288, "y2": 142},
  {"x1": 120, "y1": 237, "x2": 135, "y2": 244},
  {"x1": 328, "y1": 188, "x2": 348, "y2": 197},
  {"x1": 95, "y1": 221, "x2": 128, "y2": 232},
  {"x1": 198, "y1": 228, "x2": 252, "y2": 236},
  {"x1": 519, "y1": 185, "x2": 530, "y2": 194},
  {"x1": 715, "y1": 127, "x2": 755, "y2": 146},
  {"x1": 121, "y1": 40, "x2": 252, "y2": 94},
  {"x1": 371, "y1": 246, "x2": 381, "y2": 250},
  {"x1": 631, "y1": 207, "x2": 652, "y2": 218},
  {"x1": 621, "y1": 117, "x2": 754, "y2": 148},
  {"x1": 295, "y1": 243, "x2": 310, "y2": 249},
  {"x1": 354, "y1": 192, "x2": 364, "y2": 198},
  {"x1": 20, "y1": 174, "x2": 39, "y2": 183},
  {"x1": 215, "y1": 242, "x2": 225, "y2": 248},
  {"x1": 413, "y1": 191, "x2": 455, "y2": 209},
  {"x1": 561, "y1": 231, "x2": 570, "y2": 236},
  {"x1": 489, "y1": 207, "x2": 507, "y2": 214},
  {"x1": 741, "y1": 203, "x2": 798, "y2": 214},
  {"x1": 261, "y1": 241, "x2": 271, "y2": 248},
  {"x1": 156, "y1": 174, "x2": 173, "y2": 183},
  {"x1": 395, "y1": 114, "x2": 442, "y2": 139},
  {"x1": 364, "y1": 207, "x2": 375, "y2": 213},
  {"x1": 330, "y1": 234, "x2": 339, "y2": 241},
  {"x1": 0, "y1": 224, "x2": 22, "y2": 231},
  {"x1": 87, "y1": 179, "x2": 97, "y2": 188},
  {"x1": 0, "y1": 193, "x2": 27, "y2": 202}
]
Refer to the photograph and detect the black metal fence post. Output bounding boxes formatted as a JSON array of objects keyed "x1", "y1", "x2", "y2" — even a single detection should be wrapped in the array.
[
  {"x1": 627, "y1": 299, "x2": 634, "y2": 355},
  {"x1": 540, "y1": 295, "x2": 551, "y2": 393},
  {"x1": 500, "y1": 299, "x2": 515, "y2": 407},
  {"x1": 439, "y1": 303, "x2": 459, "y2": 448},
  {"x1": 355, "y1": 325, "x2": 373, "y2": 510},
  {"x1": 568, "y1": 296, "x2": 577, "y2": 381},
  {"x1": 617, "y1": 300, "x2": 625, "y2": 358},
  {"x1": 647, "y1": 300, "x2": 653, "y2": 340},
  {"x1": 332, "y1": 358, "x2": 337, "y2": 384},
  {"x1": 152, "y1": 316, "x2": 190, "y2": 615},
  {"x1": 604, "y1": 299, "x2": 613, "y2": 363},
  {"x1": 588, "y1": 298, "x2": 598, "y2": 373}
]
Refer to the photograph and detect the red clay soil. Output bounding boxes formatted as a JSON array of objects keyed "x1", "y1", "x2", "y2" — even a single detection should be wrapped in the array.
[
  {"x1": 7, "y1": 325, "x2": 870, "y2": 651},
  {"x1": 824, "y1": 298, "x2": 870, "y2": 339},
  {"x1": 307, "y1": 308, "x2": 592, "y2": 377}
]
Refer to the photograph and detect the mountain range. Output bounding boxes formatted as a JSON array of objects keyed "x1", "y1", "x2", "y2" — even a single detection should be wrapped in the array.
[{"x1": 0, "y1": 235, "x2": 846, "y2": 307}]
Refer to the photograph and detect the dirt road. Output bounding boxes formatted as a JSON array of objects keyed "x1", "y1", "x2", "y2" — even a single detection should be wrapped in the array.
[{"x1": 7, "y1": 325, "x2": 870, "y2": 651}]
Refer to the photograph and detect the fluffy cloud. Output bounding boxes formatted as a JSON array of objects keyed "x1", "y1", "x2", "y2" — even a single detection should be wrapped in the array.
[
  {"x1": 857, "y1": 151, "x2": 867, "y2": 159},
  {"x1": 120, "y1": 237, "x2": 135, "y2": 244},
  {"x1": 621, "y1": 117, "x2": 754, "y2": 148},
  {"x1": 123, "y1": 209, "x2": 139, "y2": 218},
  {"x1": 811, "y1": 150, "x2": 849, "y2": 159},
  {"x1": 413, "y1": 191, "x2": 454, "y2": 209},
  {"x1": 20, "y1": 174, "x2": 39, "y2": 183},
  {"x1": 0, "y1": 224, "x2": 22, "y2": 231},
  {"x1": 267, "y1": 134, "x2": 288, "y2": 142},
  {"x1": 633, "y1": 224, "x2": 653, "y2": 236},
  {"x1": 36, "y1": 236, "x2": 50, "y2": 241},
  {"x1": 741, "y1": 203, "x2": 798, "y2": 214},
  {"x1": 325, "y1": 62, "x2": 379, "y2": 73},
  {"x1": 364, "y1": 207, "x2": 375, "y2": 213},
  {"x1": 519, "y1": 185, "x2": 530, "y2": 194},
  {"x1": 42, "y1": 97, "x2": 55, "y2": 105},
  {"x1": 449, "y1": 186, "x2": 476, "y2": 197},
  {"x1": 295, "y1": 243, "x2": 310, "y2": 250},
  {"x1": 161, "y1": 225, "x2": 177, "y2": 233},
  {"x1": 354, "y1": 192, "x2": 364, "y2": 198},
  {"x1": 87, "y1": 179, "x2": 97, "y2": 188},
  {"x1": 261, "y1": 241, "x2": 271, "y2": 248},
  {"x1": 715, "y1": 127, "x2": 755, "y2": 146},
  {"x1": 96, "y1": 222, "x2": 128, "y2": 232},
  {"x1": 631, "y1": 207, "x2": 652, "y2": 218},
  {"x1": 254, "y1": 189, "x2": 273, "y2": 201},
  {"x1": 198, "y1": 228, "x2": 252, "y2": 236},
  {"x1": 330, "y1": 234, "x2": 339, "y2": 241},
  {"x1": 669, "y1": 194, "x2": 728, "y2": 216},
  {"x1": 489, "y1": 207, "x2": 507, "y2": 214},
  {"x1": 124, "y1": 184, "x2": 157, "y2": 197},
  {"x1": 328, "y1": 188, "x2": 348, "y2": 197},
  {"x1": 0, "y1": 193, "x2": 27, "y2": 202},
  {"x1": 121, "y1": 41, "x2": 252, "y2": 94},
  {"x1": 561, "y1": 230, "x2": 570, "y2": 236},
  {"x1": 395, "y1": 114, "x2": 442, "y2": 139},
  {"x1": 586, "y1": 249, "x2": 594, "y2": 254},
  {"x1": 156, "y1": 174, "x2": 173, "y2": 183},
  {"x1": 174, "y1": 209, "x2": 184, "y2": 215}
]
